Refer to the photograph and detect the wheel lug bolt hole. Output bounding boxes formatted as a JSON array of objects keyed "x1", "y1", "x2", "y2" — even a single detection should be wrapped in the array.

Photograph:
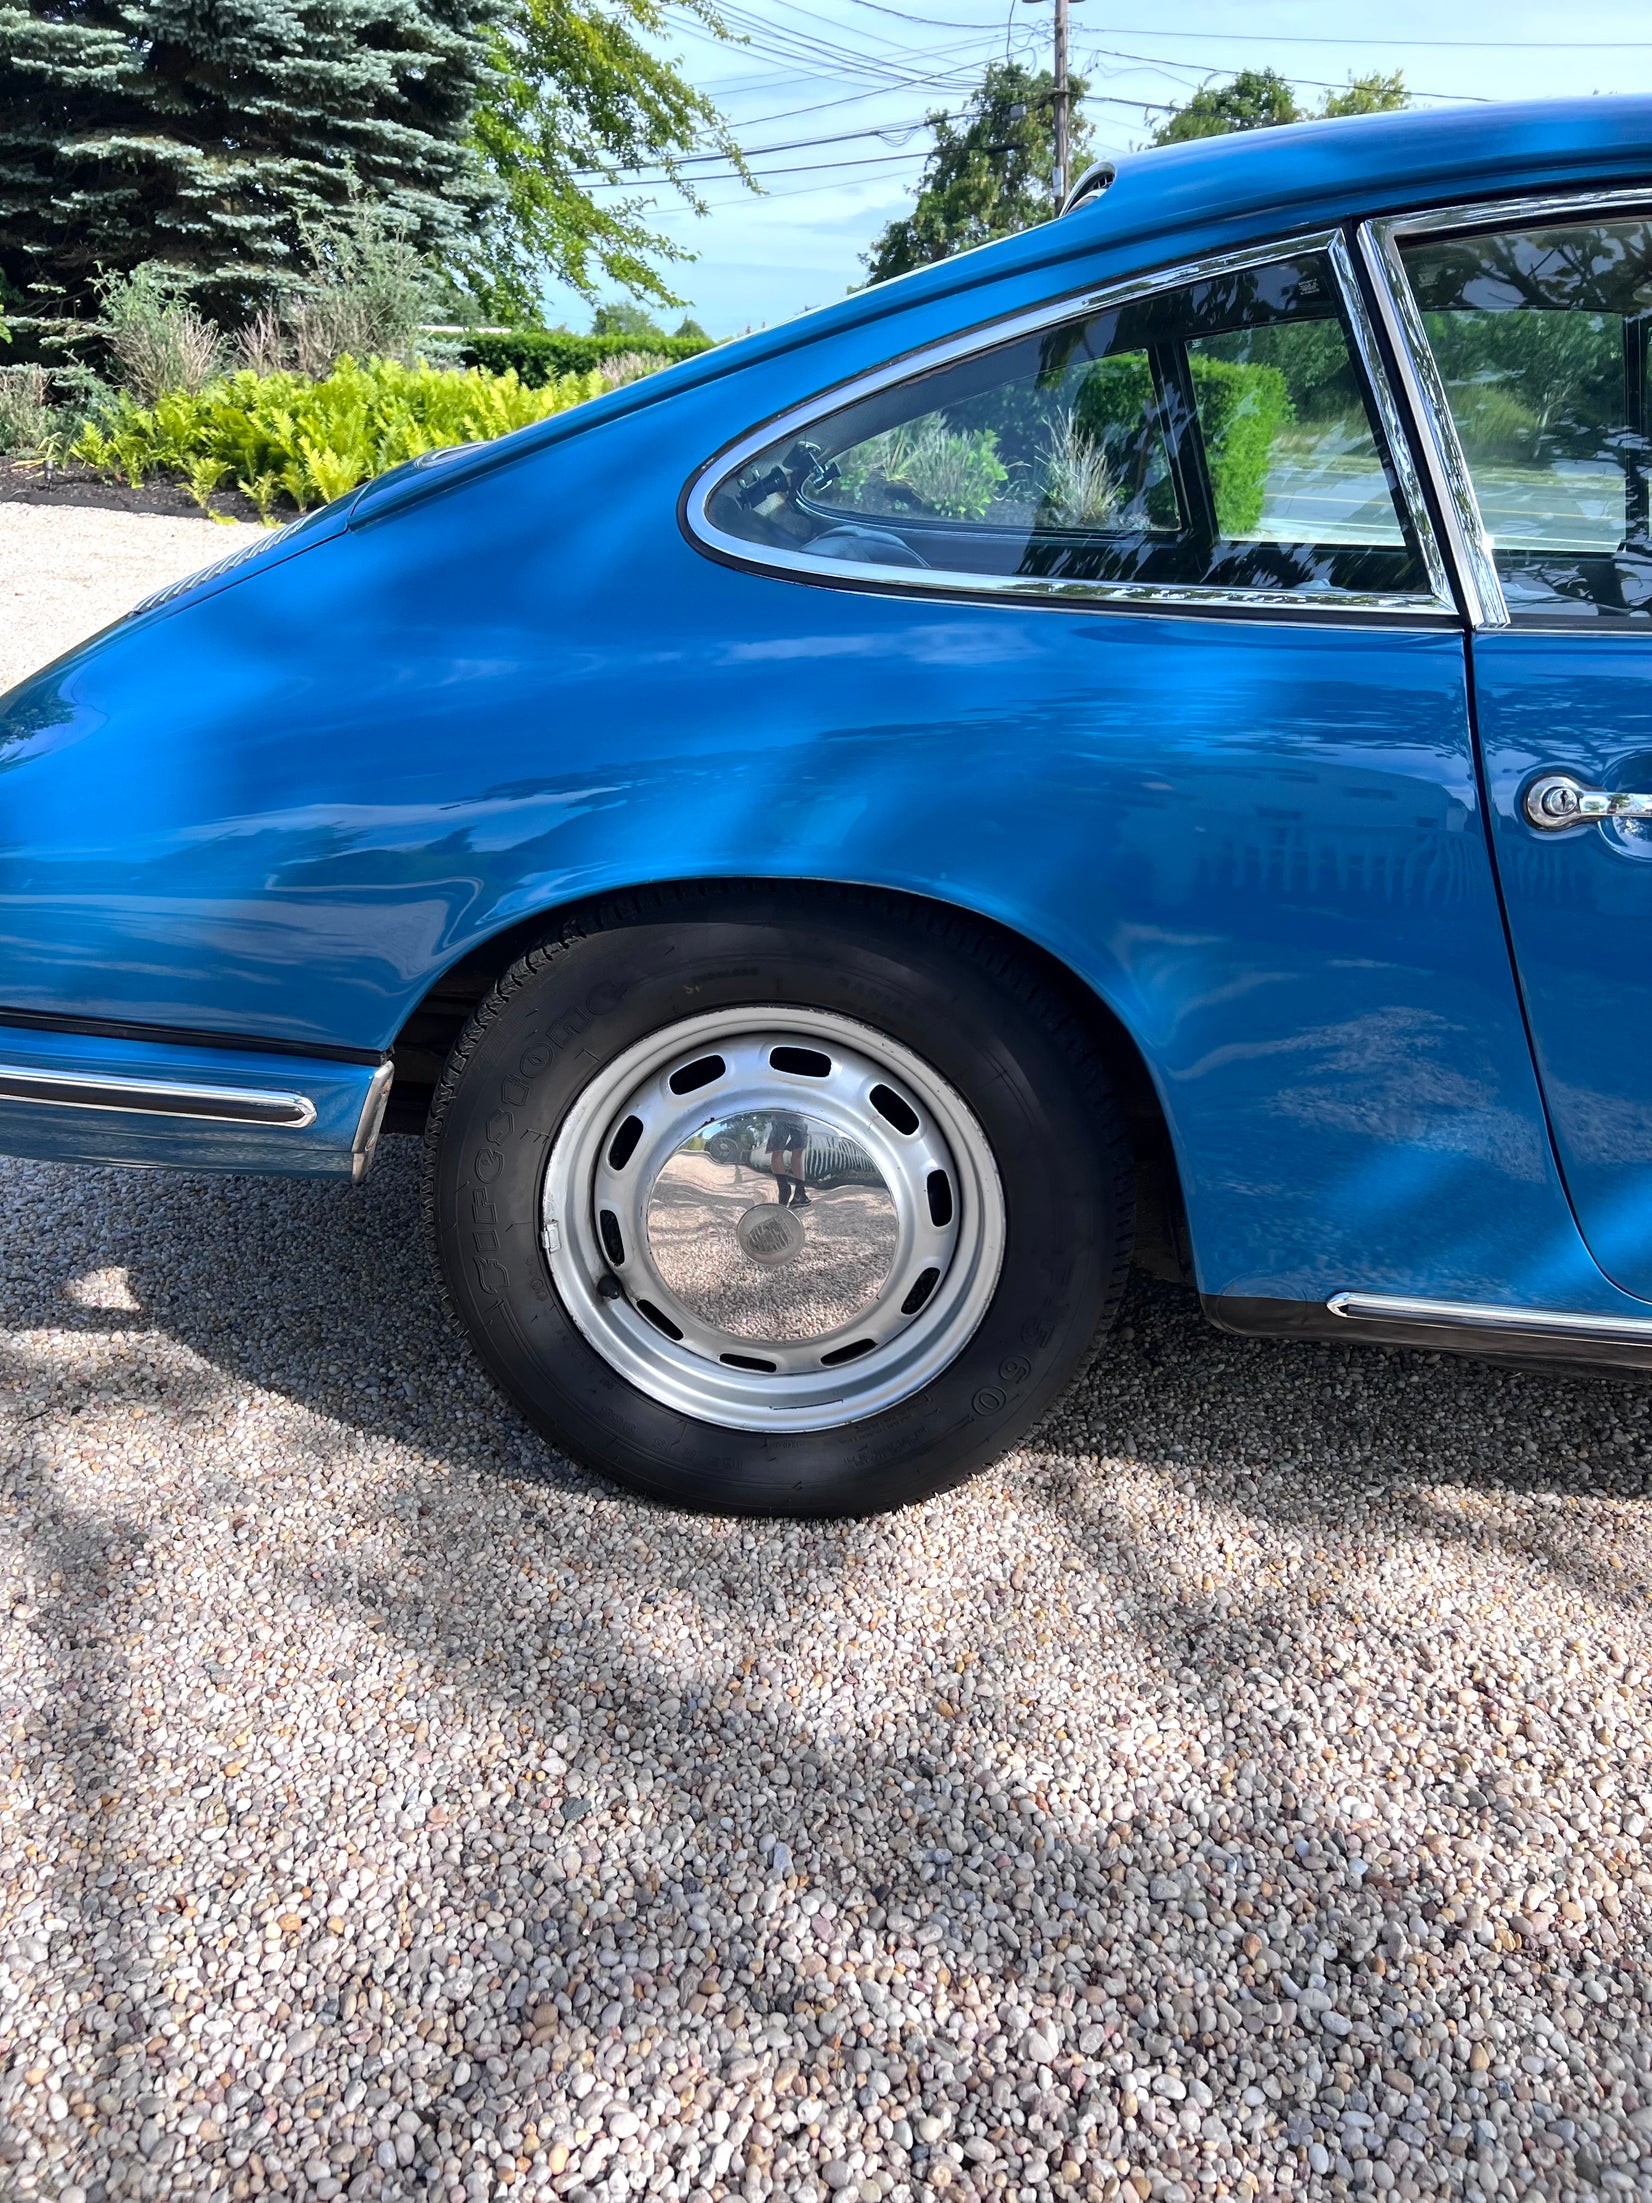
[
  {"x1": 606, "y1": 1114, "x2": 644, "y2": 1169},
  {"x1": 870, "y1": 1083, "x2": 920, "y2": 1134},
  {"x1": 668, "y1": 1054, "x2": 726, "y2": 1096}
]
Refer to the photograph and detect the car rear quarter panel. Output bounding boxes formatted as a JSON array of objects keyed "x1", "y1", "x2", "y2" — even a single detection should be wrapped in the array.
[{"x1": 0, "y1": 233, "x2": 1634, "y2": 1312}]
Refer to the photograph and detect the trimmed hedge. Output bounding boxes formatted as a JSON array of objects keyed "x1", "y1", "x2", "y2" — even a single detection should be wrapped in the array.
[{"x1": 458, "y1": 329, "x2": 713, "y2": 387}]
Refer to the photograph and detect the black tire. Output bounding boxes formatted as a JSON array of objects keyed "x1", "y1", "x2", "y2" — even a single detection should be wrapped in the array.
[{"x1": 425, "y1": 885, "x2": 1133, "y2": 1516}]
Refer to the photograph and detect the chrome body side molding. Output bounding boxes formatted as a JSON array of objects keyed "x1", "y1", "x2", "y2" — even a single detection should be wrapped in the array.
[
  {"x1": 1206, "y1": 1290, "x2": 1652, "y2": 1372},
  {"x1": 0, "y1": 1063, "x2": 316, "y2": 1127},
  {"x1": 1328, "y1": 1290, "x2": 1652, "y2": 1343},
  {"x1": 0, "y1": 1022, "x2": 392, "y2": 1180}
]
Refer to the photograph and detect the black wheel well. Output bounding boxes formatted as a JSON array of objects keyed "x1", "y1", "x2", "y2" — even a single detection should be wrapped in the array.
[{"x1": 385, "y1": 878, "x2": 1192, "y2": 1283}]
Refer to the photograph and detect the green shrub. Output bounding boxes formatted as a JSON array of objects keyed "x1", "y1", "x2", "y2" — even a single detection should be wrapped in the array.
[
  {"x1": 459, "y1": 329, "x2": 710, "y2": 386},
  {"x1": 837, "y1": 419, "x2": 1008, "y2": 520},
  {"x1": 1188, "y1": 356, "x2": 1294, "y2": 536},
  {"x1": 94, "y1": 264, "x2": 226, "y2": 404},
  {"x1": 71, "y1": 354, "x2": 604, "y2": 514},
  {"x1": 0, "y1": 366, "x2": 54, "y2": 455}
]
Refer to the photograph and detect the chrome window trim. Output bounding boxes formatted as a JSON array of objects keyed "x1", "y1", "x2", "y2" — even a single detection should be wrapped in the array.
[
  {"x1": 683, "y1": 228, "x2": 1455, "y2": 621},
  {"x1": 1358, "y1": 188, "x2": 1652, "y2": 632},
  {"x1": 0, "y1": 1064, "x2": 317, "y2": 1128}
]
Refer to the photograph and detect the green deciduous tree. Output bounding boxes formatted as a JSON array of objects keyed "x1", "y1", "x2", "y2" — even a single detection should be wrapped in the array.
[
  {"x1": 467, "y1": 0, "x2": 746, "y2": 320},
  {"x1": 0, "y1": 0, "x2": 498, "y2": 322},
  {"x1": 862, "y1": 60, "x2": 1091, "y2": 287},
  {"x1": 1152, "y1": 67, "x2": 1411, "y2": 147}
]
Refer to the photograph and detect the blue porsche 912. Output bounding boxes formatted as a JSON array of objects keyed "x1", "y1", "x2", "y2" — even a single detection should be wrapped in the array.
[{"x1": 8, "y1": 98, "x2": 1652, "y2": 1515}]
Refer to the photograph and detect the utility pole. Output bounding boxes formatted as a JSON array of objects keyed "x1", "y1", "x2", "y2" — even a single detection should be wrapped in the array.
[
  {"x1": 1052, "y1": 0, "x2": 1070, "y2": 211},
  {"x1": 1022, "y1": 0, "x2": 1073, "y2": 210}
]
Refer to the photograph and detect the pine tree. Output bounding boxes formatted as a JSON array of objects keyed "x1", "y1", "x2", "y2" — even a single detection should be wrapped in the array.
[{"x1": 0, "y1": 0, "x2": 499, "y2": 322}]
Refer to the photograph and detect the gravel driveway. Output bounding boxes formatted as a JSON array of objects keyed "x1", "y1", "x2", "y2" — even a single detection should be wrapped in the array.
[
  {"x1": 4, "y1": 513, "x2": 1652, "y2": 2203},
  {"x1": 0, "y1": 503, "x2": 261, "y2": 695}
]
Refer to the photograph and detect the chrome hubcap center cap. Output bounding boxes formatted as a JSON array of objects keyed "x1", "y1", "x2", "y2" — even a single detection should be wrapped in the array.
[
  {"x1": 648, "y1": 1114, "x2": 897, "y2": 1339},
  {"x1": 540, "y1": 1007, "x2": 1005, "y2": 1433}
]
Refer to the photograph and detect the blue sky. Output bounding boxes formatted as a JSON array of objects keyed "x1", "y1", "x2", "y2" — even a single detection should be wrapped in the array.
[{"x1": 538, "y1": 0, "x2": 1652, "y2": 338}]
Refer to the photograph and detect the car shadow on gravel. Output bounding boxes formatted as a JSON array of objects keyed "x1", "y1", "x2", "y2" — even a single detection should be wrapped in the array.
[{"x1": 6, "y1": 1146, "x2": 1652, "y2": 2196}]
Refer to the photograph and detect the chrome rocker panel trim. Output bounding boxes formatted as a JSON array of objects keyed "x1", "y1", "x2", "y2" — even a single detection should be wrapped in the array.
[
  {"x1": 351, "y1": 1060, "x2": 396, "y2": 1184},
  {"x1": 683, "y1": 230, "x2": 1456, "y2": 622},
  {"x1": 1206, "y1": 1289, "x2": 1652, "y2": 1373},
  {"x1": 0, "y1": 1063, "x2": 316, "y2": 1128}
]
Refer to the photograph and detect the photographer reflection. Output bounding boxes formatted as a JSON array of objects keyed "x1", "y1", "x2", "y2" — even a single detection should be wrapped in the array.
[{"x1": 767, "y1": 1113, "x2": 810, "y2": 1208}]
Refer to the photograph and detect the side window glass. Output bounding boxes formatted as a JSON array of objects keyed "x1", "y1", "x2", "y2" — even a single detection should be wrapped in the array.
[
  {"x1": 703, "y1": 252, "x2": 1430, "y2": 601},
  {"x1": 1401, "y1": 220, "x2": 1652, "y2": 617}
]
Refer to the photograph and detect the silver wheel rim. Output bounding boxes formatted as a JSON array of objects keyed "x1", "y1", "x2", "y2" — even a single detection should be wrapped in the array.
[{"x1": 540, "y1": 1006, "x2": 1005, "y2": 1432}]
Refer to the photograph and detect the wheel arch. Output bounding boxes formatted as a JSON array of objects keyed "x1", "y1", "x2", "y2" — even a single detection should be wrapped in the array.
[{"x1": 387, "y1": 876, "x2": 1193, "y2": 1284}]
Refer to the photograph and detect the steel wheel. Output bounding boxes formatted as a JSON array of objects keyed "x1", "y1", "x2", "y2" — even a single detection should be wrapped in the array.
[{"x1": 539, "y1": 1006, "x2": 1005, "y2": 1431}]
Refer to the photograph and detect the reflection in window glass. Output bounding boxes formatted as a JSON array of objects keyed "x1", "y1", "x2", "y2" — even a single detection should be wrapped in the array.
[
  {"x1": 1403, "y1": 221, "x2": 1652, "y2": 616},
  {"x1": 1188, "y1": 324, "x2": 1405, "y2": 546},
  {"x1": 705, "y1": 253, "x2": 1428, "y2": 601}
]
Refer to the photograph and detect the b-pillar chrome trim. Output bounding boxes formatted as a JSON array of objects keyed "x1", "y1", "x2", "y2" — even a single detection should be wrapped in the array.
[
  {"x1": 0, "y1": 1064, "x2": 317, "y2": 1127},
  {"x1": 351, "y1": 1061, "x2": 395, "y2": 1184},
  {"x1": 1354, "y1": 219, "x2": 1508, "y2": 630}
]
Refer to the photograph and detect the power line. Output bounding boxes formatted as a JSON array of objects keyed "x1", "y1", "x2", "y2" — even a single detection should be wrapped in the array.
[
  {"x1": 1076, "y1": 21, "x2": 1652, "y2": 49},
  {"x1": 569, "y1": 114, "x2": 953, "y2": 179}
]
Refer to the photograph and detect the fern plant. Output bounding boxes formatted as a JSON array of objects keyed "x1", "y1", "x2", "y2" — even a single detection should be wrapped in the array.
[{"x1": 71, "y1": 355, "x2": 606, "y2": 512}]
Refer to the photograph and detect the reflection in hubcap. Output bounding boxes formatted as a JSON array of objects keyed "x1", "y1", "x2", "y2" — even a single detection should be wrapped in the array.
[
  {"x1": 541, "y1": 1008, "x2": 1006, "y2": 1432},
  {"x1": 647, "y1": 1113, "x2": 897, "y2": 1342}
]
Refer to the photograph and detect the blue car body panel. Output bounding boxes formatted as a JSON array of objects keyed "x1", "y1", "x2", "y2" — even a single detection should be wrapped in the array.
[
  {"x1": 5, "y1": 97, "x2": 1652, "y2": 1317},
  {"x1": 1471, "y1": 631, "x2": 1652, "y2": 1304}
]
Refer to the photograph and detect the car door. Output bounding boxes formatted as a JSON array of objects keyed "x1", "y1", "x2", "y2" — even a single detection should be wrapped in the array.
[{"x1": 1370, "y1": 198, "x2": 1652, "y2": 1301}]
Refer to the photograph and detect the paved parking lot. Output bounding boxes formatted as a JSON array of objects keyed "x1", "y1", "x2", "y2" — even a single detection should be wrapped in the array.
[{"x1": 4, "y1": 512, "x2": 1652, "y2": 2203}]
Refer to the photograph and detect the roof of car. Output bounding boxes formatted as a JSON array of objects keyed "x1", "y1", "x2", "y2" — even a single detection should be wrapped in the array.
[{"x1": 1077, "y1": 94, "x2": 1652, "y2": 253}]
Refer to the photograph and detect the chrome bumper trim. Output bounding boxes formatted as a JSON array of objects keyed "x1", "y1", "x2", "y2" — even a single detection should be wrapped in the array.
[
  {"x1": 0, "y1": 1064, "x2": 316, "y2": 1129},
  {"x1": 1328, "y1": 1291, "x2": 1652, "y2": 1344}
]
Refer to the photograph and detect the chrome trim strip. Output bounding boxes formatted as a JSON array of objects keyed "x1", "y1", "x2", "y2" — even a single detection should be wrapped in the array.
[
  {"x1": 1355, "y1": 221, "x2": 1508, "y2": 629},
  {"x1": 1326, "y1": 230, "x2": 1453, "y2": 610},
  {"x1": 1380, "y1": 185, "x2": 1652, "y2": 243},
  {"x1": 684, "y1": 228, "x2": 1455, "y2": 621},
  {"x1": 351, "y1": 1060, "x2": 395, "y2": 1184},
  {"x1": 0, "y1": 1064, "x2": 317, "y2": 1129},
  {"x1": 1328, "y1": 1290, "x2": 1652, "y2": 1343}
]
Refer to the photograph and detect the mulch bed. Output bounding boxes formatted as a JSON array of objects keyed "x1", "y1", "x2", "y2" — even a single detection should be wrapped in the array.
[{"x1": 0, "y1": 456, "x2": 267, "y2": 524}]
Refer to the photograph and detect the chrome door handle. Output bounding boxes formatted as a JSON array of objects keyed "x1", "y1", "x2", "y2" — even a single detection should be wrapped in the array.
[{"x1": 1523, "y1": 772, "x2": 1652, "y2": 830}]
